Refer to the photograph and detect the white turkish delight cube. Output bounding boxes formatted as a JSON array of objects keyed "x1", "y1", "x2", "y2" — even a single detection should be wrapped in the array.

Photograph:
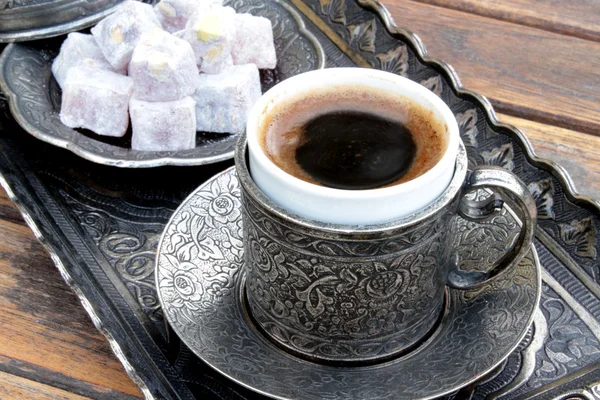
[
  {"x1": 51, "y1": 32, "x2": 119, "y2": 89},
  {"x1": 231, "y1": 13, "x2": 277, "y2": 69},
  {"x1": 130, "y1": 96, "x2": 197, "y2": 151},
  {"x1": 91, "y1": 1, "x2": 162, "y2": 71},
  {"x1": 60, "y1": 65, "x2": 133, "y2": 137},
  {"x1": 154, "y1": 0, "x2": 223, "y2": 33},
  {"x1": 194, "y1": 64, "x2": 261, "y2": 134},
  {"x1": 129, "y1": 31, "x2": 199, "y2": 101},
  {"x1": 180, "y1": 6, "x2": 235, "y2": 74}
]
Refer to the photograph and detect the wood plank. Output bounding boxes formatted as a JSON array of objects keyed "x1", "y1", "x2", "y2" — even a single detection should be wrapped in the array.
[
  {"x1": 0, "y1": 211, "x2": 143, "y2": 399},
  {"x1": 498, "y1": 113, "x2": 600, "y2": 202},
  {"x1": 410, "y1": 0, "x2": 600, "y2": 41},
  {"x1": 381, "y1": 1, "x2": 600, "y2": 135},
  {"x1": 0, "y1": 355, "x2": 141, "y2": 400},
  {"x1": 0, "y1": 190, "x2": 26, "y2": 227},
  {"x1": 0, "y1": 371, "x2": 90, "y2": 400}
]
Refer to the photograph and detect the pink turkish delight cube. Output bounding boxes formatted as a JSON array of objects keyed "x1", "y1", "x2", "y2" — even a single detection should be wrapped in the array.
[
  {"x1": 154, "y1": 0, "x2": 223, "y2": 33},
  {"x1": 129, "y1": 31, "x2": 199, "y2": 101},
  {"x1": 52, "y1": 32, "x2": 119, "y2": 89},
  {"x1": 60, "y1": 65, "x2": 133, "y2": 137},
  {"x1": 91, "y1": 1, "x2": 162, "y2": 71},
  {"x1": 194, "y1": 64, "x2": 261, "y2": 134},
  {"x1": 179, "y1": 6, "x2": 235, "y2": 74},
  {"x1": 231, "y1": 14, "x2": 277, "y2": 69},
  {"x1": 130, "y1": 96, "x2": 196, "y2": 151}
]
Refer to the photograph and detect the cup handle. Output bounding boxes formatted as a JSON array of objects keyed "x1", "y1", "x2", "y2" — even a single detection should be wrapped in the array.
[{"x1": 447, "y1": 166, "x2": 537, "y2": 290}]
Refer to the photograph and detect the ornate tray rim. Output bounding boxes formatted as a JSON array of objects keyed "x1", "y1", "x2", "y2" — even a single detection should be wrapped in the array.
[{"x1": 0, "y1": 0, "x2": 598, "y2": 399}]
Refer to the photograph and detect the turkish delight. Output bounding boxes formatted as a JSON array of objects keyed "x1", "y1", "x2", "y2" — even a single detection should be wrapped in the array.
[
  {"x1": 51, "y1": 32, "x2": 118, "y2": 89},
  {"x1": 231, "y1": 13, "x2": 277, "y2": 69},
  {"x1": 60, "y1": 65, "x2": 133, "y2": 137},
  {"x1": 194, "y1": 64, "x2": 261, "y2": 134},
  {"x1": 129, "y1": 31, "x2": 199, "y2": 101},
  {"x1": 130, "y1": 96, "x2": 196, "y2": 151},
  {"x1": 179, "y1": 6, "x2": 235, "y2": 74},
  {"x1": 154, "y1": 0, "x2": 223, "y2": 33},
  {"x1": 91, "y1": 1, "x2": 162, "y2": 71}
]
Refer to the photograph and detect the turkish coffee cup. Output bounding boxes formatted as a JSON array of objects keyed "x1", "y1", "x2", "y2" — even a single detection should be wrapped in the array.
[{"x1": 234, "y1": 68, "x2": 537, "y2": 364}]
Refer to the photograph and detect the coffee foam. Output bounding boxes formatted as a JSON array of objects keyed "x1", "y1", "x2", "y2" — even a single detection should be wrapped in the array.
[{"x1": 258, "y1": 84, "x2": 448, "y2": 189}]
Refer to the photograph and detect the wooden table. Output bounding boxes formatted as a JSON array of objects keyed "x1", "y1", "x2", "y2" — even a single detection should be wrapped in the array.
[{"x1": 0, "y1": 0, "x2": 598, "y2": 398}]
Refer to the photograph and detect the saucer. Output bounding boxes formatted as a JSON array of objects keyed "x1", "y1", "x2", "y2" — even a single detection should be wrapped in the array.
[{"x1": 156, "y1": 167, "x2": 541, "y2": 400}]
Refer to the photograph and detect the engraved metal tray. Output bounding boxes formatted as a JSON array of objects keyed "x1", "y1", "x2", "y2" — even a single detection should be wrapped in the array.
[{"x1": 0, "y1": 0, "x2": 599, "y2": 398}]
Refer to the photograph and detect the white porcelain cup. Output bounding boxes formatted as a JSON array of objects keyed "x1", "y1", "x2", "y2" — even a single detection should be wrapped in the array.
[{"x1": 246, "y1": 68, "x2": 460, "y2": 225}]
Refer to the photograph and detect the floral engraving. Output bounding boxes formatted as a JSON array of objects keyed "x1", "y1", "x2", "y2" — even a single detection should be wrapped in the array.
[
  {"x1": 528, "y1": 178, "x2": 555, "y2": 220},
  {"x1": 377, "y1": 46, "x2": 408, "y2": 76},
  {"x1": 521, "y1": 286, "x2": 600, "y2": 391},
  {"x1": 481, "y1": 143, "x2": 515, "y2": 171},
  {"x1": 243, "y1": 193, "x2": 449, "y2": 258},
  {"x1": 319, "y1": 0, "x2": 346, "y2": 24},
  {"x1": 456, "y1": 108, "x2": 480, "y2": 167},
  {"x1": 559, "y1": 218, "x2": 598, "y2": 259},
  {"x1": 347, "y1": 19, "x2": 377, "y2": 53},
  {"x1": 191, "y1": 177, "x2": 241, "y2": 229},
  {"x1": 158, "y1": 171, "x2": 243, "y2": 326},
  {"x1": 420, "y1": 75, "x2": 443, "y2": 97},
  {"x1": 64, "y1": 195, "x2": 164, "y2": 323},
  {"x1": 160, "y1": 257, "x2": 205, "y2": 310},
  {"x1": 243, "y1": 184, "x2": 449, "y2": 359},
  {"x1": 451, "y1": 202, "x2": 520, "y2": 274}
]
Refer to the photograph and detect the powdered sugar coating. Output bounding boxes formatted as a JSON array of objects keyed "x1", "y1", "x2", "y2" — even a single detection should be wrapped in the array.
[
  {"x1": 129, "y1": 31, "x2": 200, "y2": 101},
  {"x1": 52, "y1": 33, "x2": 120, "y2": 89},
  {"x1": 91, "y1": 1, "x2": 162, "y2": 71},
  {"x1": 179, "y1": 6, "x2": 236, "y2": 74},
  {"x1": 60, "y1": 65, "x2": 133, "y2": 137},
  {"x1": 130, "y1": 96, "x2": 197, "y2": 151},
  {"x1": 231, "y1": 13, "x2": 277, "y2": 69},
  {"x1": 154, "y1": 0, "x2": 223, "y2": 33},
  {"x1": 194, "y1": 64, "x2": 261, "y2": 134}
]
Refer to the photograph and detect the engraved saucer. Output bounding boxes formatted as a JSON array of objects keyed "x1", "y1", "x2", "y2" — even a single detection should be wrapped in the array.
[{"x1": 156, "y1": 167, "x2": 541, "y2": 400}]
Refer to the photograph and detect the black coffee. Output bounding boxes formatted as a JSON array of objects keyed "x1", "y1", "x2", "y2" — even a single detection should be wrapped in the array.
[
  {"x1": 259, "y1": 85, "x2": 446, "y2": 190},
  {"x1": 295, "y1": 111, "x2": 416, "y2": 190}
]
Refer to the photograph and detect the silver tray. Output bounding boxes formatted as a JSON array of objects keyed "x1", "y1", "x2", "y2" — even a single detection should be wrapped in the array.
[{"x1": 0, "y1": 0, "x2": 325, "y2": 167}]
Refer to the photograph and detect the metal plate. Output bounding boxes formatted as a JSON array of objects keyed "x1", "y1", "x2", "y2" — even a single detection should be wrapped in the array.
[
  {"x1": 0, "y1": 0, "x2": 150, "y2": 43},
  {"x1": 156, "y1": 167, "x2": 541, "y2": 400},
  {"x1": 0, "y1": 0, "x2": 599, "y2": 398},
  {"x1": 0, "y1": 0, "x2": 325, "y2": 167}
]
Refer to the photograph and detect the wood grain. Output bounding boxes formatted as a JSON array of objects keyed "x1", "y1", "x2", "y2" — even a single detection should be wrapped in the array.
[
  {"x1": 0, "y1": 371, "x2": 89, "y2": 400},
  {"x1": 0, "y1": 209, "x2": 142, "y2": 399},
  {"x1": 410, "y1": 0, "x2": 600, "y2": 41},
  {"x1": 382, "y1": 0, "x2": 600, "y2": 135},
  {"x1": 498, "y1": 113, "x2": 600, "y2": 201}
]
